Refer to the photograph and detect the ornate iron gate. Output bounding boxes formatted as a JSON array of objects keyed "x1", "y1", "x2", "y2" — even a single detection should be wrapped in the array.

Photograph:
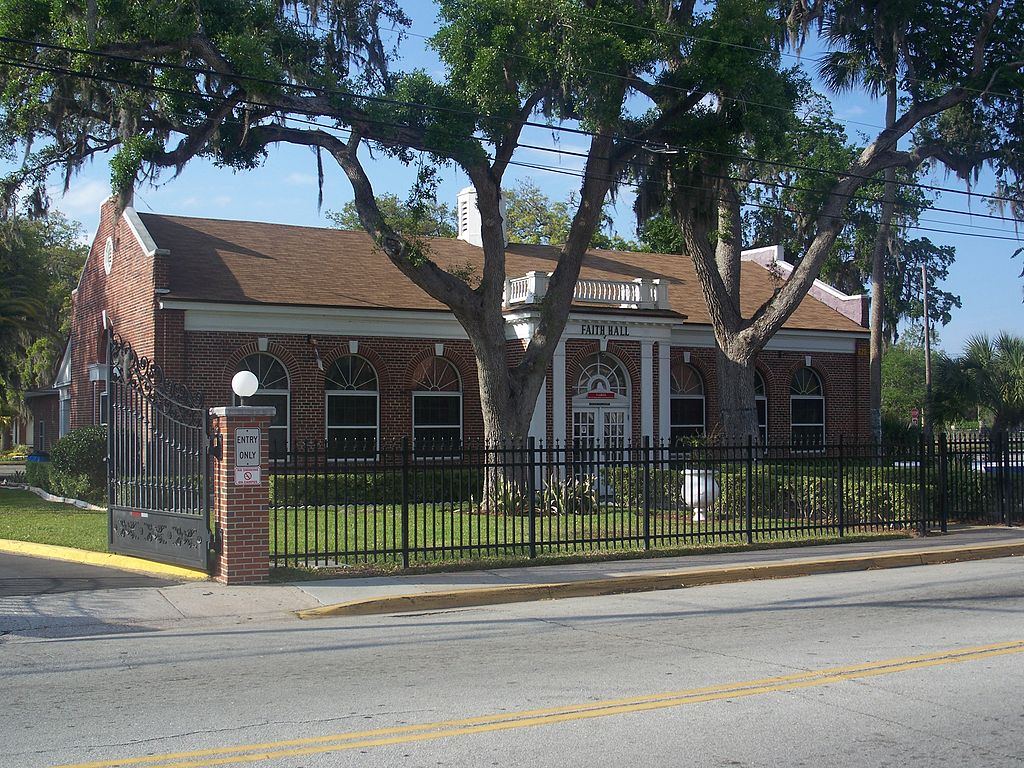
[{"x1": 107, "y1": 334, "x2": 211, "y2": 570}]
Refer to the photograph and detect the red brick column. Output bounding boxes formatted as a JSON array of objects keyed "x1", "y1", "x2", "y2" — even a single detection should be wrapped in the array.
[{"x1": 209, "y1": 406, "x2": 276, "y2": 584}]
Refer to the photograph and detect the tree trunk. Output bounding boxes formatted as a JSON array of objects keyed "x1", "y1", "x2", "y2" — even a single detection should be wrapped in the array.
[
  {"x1": 716, "y1": 343, "x2": 760, "y2": 446},
  {"x1": 870, "y1": 82, "x2": 899, "y2": 443}
]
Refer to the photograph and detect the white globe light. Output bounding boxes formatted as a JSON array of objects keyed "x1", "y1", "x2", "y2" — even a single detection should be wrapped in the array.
[{"x1": 231, "y1": 370, "x2": 259, "y2": 399}]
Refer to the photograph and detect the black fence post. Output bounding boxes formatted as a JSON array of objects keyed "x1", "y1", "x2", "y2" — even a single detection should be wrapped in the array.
[
  {"x1": 401, "y1": 437, "x2": 410, "y2": 569},
  {"x1": 527, "y1": 437, "x2": 537, "y2": 559},
  {"x1": 918, "y1": 431, "x2": 928, "y2": 536},
  {"x1": 643, "y1": 436, "x2": 651, "y2": 551},
  {"x1": 837, "y1": 434, "x2": 845, "y2": 538},
  {"x1": 1000, "y1": 431, "x2": 1010, "y2": 527},
  {"x1": 745, "y1": 435, "x2": 753, "y2": 545},
  {"x1": 938, "y1": 433, "x2": 948, "y2": 534}
]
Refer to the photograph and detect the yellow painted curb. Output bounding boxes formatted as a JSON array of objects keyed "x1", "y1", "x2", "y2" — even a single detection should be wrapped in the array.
[
  {"x1": 296, "y1": 542, "x2": 1024, "y2": 619},
  {"x1": 0, "y1": 539, "x2": 209, "y2": 581}
]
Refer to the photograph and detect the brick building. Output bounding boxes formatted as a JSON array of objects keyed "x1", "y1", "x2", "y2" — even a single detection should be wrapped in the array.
[{"x1": 32, "y1": 190, "x2": 871, "y2": 454}]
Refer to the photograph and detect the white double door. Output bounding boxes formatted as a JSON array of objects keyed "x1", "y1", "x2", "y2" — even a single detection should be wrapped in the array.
[{"x1": 572, "y1": 405, "x2": 628, "y2": 462}]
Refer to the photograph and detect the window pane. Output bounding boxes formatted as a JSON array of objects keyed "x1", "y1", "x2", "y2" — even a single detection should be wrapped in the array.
[
  {"x1": 328, "y1": 428, "x2": 377, "y2": 457},
  {"x1": 247, "y1": 394, "x2": 288, "y2": 427},
  {"x1": 671, "y1": 397, "x2": 704, "y2": 427},
  {"x1": 268, "y1": 426, "x2": 288, "y2": 459},
  {"x1": 791, "y1": 398, "x2": 824, "y2": 425},
  {"x1": 414, "y1": 395, "x2": 460, "y2": 426},
  {"x1": 792, "y1": 425, "x2": 824, "y2": 448},
  {"x1": 414, "y1": 427, "x2": 461, "y2": 455},
  {"x1": 328, "y1": 395, "x2": 376, "y2": 427}
]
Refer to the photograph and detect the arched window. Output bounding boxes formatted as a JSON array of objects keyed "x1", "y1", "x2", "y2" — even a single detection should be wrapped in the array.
[
  {"x1": 670, "y1": 361, "x2": 705, "y2": 447},
  {"x1": 235, "y1": 353, "x2": 289, "y2": 459},
  {"x1": 574, "y1": 355, "x2": 629, "y2": 398},
  {"x1": 326, "y1": 355, "x2": 379, "y2": 457},
  {"x1": 572, "y1": 354, "x2": 630, "y2": 458},
  {"x1": 755, "y1": 371, "x2": 768, "y2": 446},
  {"x1": 411, "y1": 357, "x2": 462, "y2": 453},
  {"x1": 790, "y1": 367, "x2": 825, "y2": 448}
]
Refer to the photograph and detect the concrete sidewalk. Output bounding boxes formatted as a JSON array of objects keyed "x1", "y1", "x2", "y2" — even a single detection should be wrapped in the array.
[{"x1": 1, "y1": 527, "x2": 1022, "y2": 638}]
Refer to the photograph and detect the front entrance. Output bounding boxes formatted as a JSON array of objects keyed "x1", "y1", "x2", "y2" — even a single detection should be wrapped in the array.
[{"x1": 571, "y1": 353, "x2": 631, "y2": 479}]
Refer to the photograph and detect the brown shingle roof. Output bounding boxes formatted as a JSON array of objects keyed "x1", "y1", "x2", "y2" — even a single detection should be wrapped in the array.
[{"x1": 140, "y1": 213, "x2": 865, "y2": 334}]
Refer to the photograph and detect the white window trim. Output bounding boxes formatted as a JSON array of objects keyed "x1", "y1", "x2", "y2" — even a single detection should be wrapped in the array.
[
  {"x1": 755, "y1": 372, "x2": 768, "y2": 447},
  {"x1": 790, "y1": 367, "x2": 826, "y2": 450}
]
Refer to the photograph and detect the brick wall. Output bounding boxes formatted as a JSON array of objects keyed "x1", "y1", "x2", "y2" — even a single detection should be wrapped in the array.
[
  {"x1": 173, "y1": 329, "x2": 871, "y2": 447},
  {"x1": 185, "y1": 331, "x2": 484, "y2": 448},
  {"x1": 70, "y1": 199, "x2": 161, "y2": 429}
]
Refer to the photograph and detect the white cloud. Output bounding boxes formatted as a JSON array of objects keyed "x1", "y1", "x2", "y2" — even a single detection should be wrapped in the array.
[
  {"x1": 286, "y1": 172, "x2": 317, "y2": 186},
  {"x1": 839, "y1": 104, "x2": 867, "y2": 118},
  {"x1": 49, "y1": 180, "x2": 110, "y2": 217},
  {"x1": 213, "y1": 195, "x2": 232, "y2": 207},
  {"x1": 179, "y1": 196, "x2": 200, "y2": 208}
]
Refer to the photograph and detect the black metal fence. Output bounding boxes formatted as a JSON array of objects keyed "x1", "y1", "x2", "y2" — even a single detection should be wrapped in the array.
[{"x1": 268, "y1": 433, "x2": 1024, "y2": 569}]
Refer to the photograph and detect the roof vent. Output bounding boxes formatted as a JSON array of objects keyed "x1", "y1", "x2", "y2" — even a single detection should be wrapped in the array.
[{"x1": 457, "y1": 186, "x2": 507, "y2": 248}]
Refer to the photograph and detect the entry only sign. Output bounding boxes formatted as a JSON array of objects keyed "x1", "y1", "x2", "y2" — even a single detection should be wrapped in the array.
[{"x1": 234, "y1": 427, "x2": 262, "y2": 486}]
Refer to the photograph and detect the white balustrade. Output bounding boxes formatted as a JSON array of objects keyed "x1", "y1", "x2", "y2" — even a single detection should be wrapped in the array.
[{"x1": 503, "y1": 272, "x2": 669, "y2": 310}]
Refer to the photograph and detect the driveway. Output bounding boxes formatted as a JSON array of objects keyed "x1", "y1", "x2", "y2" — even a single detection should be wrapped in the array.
[{"x1": 0, "y1": 551, "x2": 180, "y2": 597}]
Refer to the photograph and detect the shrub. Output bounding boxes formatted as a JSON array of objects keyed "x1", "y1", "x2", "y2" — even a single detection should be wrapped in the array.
[
  {"x1": 490, "y1": 477, "x2": 531, "y2": 515},
  {"x1": 25, "y1": 460, "x2": 50, "y2": 491},
  {"x1": 543, "y1": 474, "x2": 598, "y2": 515},
  {"x1": 270, "y1": 468, "x2": 483, "y2": 506},
  {"x1": 0, "y1": 444, "x2": 30, "y2": 461},
  {"x1": 708, "y1": 468, "x2": 782, "y2": 520},
  {"x1": 49, "y1": 426, "x2": 107, "y2": 504}
]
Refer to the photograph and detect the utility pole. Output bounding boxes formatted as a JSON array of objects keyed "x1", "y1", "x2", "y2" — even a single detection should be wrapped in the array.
[{"x1": 922, "y1": 264, "x2": 933, "y2": 439}]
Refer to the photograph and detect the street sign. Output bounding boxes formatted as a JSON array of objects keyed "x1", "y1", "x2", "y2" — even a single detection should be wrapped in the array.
[
  {"x1": 235, "y1": 427, "x2": 261, "y2": 467},
  {"x1": 234, "y1": 427, "x2": 262, "y2": 485}
]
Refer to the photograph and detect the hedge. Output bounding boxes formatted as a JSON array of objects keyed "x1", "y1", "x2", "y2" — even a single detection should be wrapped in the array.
[
  {"x1": 48, "y1": 426, "x2": 107, "y2": 505},
  {"x1": 605, "y1": 464, "x2": 922, "y2": 524},
  {"x1": 271, "y1": 468, "x2": 483, "y2": 506}
]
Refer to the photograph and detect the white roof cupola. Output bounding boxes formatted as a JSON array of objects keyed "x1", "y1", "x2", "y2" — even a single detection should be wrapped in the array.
[{"x1": 457, "y1": 185, "x2": 507, "y2": 248}]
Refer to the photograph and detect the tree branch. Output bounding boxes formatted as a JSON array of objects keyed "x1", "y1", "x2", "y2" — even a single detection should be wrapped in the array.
[{"x1": 248, "y1": 123, "x2": 477, "y2": 313}]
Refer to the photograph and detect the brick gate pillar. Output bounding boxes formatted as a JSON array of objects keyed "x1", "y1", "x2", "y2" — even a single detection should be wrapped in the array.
[{"x1": 209, "y1": 406, "x2": 276, "y2": 584}]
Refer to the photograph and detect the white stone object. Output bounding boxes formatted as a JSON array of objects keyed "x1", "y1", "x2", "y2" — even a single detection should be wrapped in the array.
[{"x1": 681, "y1": 469, "x2": 720, "y2": 522}]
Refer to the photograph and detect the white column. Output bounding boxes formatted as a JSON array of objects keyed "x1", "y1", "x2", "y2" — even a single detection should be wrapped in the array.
[
  {"x1": 528, "y1": 379, "x2": 547, "y2": 443},
  {"x1": 658, "y1": 342, "x2": 671, "y2": 445},
  {"x1": 641, "y1": 341, "x2": 654, "y2": 441},
  {"x1": 552, "y1": 340, "x2": 566, "y2": 445}
]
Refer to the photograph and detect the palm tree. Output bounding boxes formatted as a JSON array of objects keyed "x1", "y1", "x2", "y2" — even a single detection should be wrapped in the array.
[
  {"x1": 819, "y1": 1, "x2": 915, "y2": 444},
  {"x1": 935, "y1": 333, "x2": 1024, "y2": 435}
]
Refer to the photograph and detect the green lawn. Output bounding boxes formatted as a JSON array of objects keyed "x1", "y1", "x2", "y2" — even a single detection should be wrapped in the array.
[
  {"x1": 0, "y1": 486, "x2": 912, "y2": 571},
  {"x1": 0, "y1": 488, "x2": 107, "y2": 552},
  {"x1": 270, "y1": 502, "x2": 915, "y2": 568}
]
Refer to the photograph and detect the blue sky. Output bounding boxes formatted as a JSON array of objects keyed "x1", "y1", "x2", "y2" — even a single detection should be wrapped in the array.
[{"x1": 35, "y1": 5, "x2": 1023, "y2": 354}]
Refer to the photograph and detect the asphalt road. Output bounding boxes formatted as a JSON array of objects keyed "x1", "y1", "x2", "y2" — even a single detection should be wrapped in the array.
[
  {"x1": 4, "y1": 557, "x2": 1023, "y2": 768},
  {"x1": 0, "y1": 552, "x2": 177, "y2": 597}
]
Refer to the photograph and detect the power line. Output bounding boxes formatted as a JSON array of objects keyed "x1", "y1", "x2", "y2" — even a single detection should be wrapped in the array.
[
  {"x1": 2, "y1": 33, "x2": 1020, "y2": 209},
  {"x1": 0, "y1": 51, "x2": 1020, "y2": 245},
  {"x1": 574, "y1": 8, "x2": 1023, "y2": 102}
]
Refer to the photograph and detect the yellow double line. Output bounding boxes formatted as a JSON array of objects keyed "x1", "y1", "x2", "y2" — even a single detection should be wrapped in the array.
[{"x1": 57, "y1": 639, "x2": 1024, "y2": 768}]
